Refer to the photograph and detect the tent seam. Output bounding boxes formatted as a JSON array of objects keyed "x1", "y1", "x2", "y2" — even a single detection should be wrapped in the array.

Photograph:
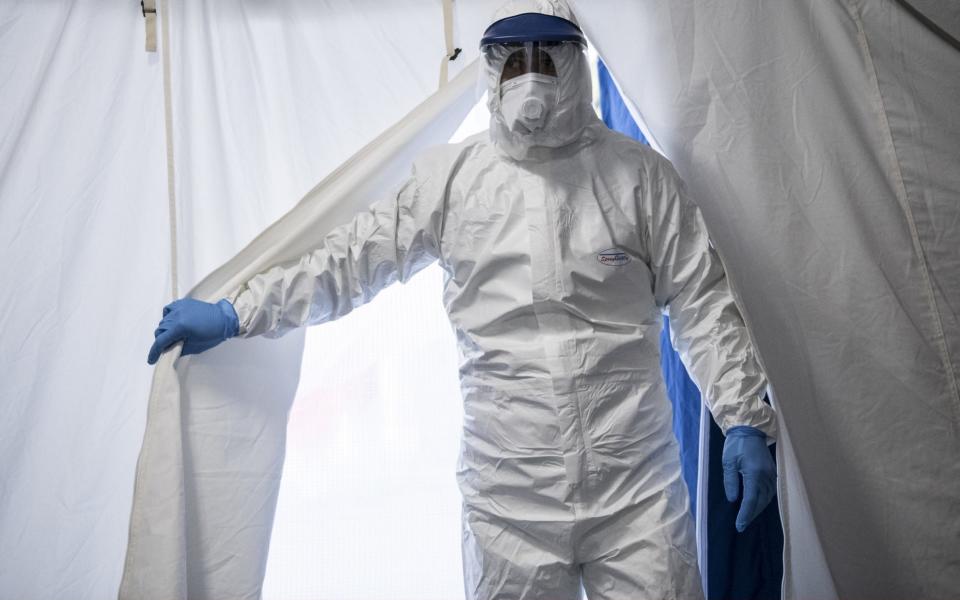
[{"x1": 849, "y1": 0, "x2": 960, "y2": 425}]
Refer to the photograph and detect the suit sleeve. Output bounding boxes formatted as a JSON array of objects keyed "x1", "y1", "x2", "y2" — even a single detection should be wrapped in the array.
[
  {"x1": 641, "y1": 157, "x2": 777, "y2": 439},
  {"x1": 228, "y1": 158, "x2": 445, "y2": 339}
]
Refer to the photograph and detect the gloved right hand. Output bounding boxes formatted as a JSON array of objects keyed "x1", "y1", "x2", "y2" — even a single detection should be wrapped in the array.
[
  {"x1": 147, "y1": 298, "x2": 239, "y2": 365},
  {"x1": 722, "y1": 425, "x2": 777, "y2": 532}
]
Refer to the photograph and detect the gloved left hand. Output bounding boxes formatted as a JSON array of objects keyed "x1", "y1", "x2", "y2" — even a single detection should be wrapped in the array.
[
  {"x1": 722, "y1": 425, "x2": 777, "y2": 532},
  {"x1": 147, "y1": 298, "x2": 239, "y2": 365}
]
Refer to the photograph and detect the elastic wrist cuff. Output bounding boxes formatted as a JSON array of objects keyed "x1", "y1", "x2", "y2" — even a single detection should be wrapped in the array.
[{"x1": 217, "y1": 299, "x2": 240, "y2": 338}]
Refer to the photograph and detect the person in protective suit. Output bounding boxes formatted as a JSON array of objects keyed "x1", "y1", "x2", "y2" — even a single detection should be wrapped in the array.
[{"x1": 148, "y1": 1, "x2": 778, "y2": 598}]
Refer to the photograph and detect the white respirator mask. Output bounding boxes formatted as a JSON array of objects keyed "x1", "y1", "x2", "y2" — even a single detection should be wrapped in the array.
[{"x1": 499, "y1": 72, "x2": 558, "y2": 133}]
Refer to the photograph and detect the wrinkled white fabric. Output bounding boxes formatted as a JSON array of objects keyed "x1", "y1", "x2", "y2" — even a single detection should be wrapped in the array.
[
  {"x1": 231, "y1": 3, "x2": 775, "y2": 597},
  {"x1": 0, "y1": 4, "x2": 168, "y2": 600},
  {"x1": 574, "y1": 0, "x2": 960, "y2": 598}
]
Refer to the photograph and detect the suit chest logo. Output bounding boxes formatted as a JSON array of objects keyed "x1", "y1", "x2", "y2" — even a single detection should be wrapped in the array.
[{"x1": 597, "y1": 248, "x2": 630, "y2": 266}]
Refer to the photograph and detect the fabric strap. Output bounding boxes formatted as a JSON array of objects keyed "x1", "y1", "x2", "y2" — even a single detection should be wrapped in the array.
[
  {"x1": 438, "y1": 0, "x2": 458, "y2": 88},
  {"x1": 142, "y1": 0, "x2": 157, "y2": 52}
]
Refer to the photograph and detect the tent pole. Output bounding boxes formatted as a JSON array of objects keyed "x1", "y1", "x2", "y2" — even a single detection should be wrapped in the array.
[{"x1": 159, "y1": 0, "x2": 179, "y2": 299}]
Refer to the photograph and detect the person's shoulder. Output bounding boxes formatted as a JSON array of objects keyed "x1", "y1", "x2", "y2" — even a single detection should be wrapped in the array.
[
  {"x1": 412, "y1": 131, "x2": 493, "y2": 174},
  {"x1": 589, "y1": 126, "x2": 691, "y2": 208},
  {"x1": 457, "y1": 130, "x2": 493, "y2": 149},
  {"x1": 596, "y1": 125, "x2": 671, "y2": 172}
]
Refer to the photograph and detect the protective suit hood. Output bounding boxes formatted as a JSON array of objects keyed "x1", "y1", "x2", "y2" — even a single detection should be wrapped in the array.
[{"x1": 482, "y1": 0, "x2": 600, "y2": 162}]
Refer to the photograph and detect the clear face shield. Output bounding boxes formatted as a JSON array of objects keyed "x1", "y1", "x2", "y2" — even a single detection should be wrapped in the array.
[
  {"x1": 484, "y1": 41, "x2": 580, "y2": 134},
  {"x1": 480, "y1": 13, "x2": 587, "y2": 135}
]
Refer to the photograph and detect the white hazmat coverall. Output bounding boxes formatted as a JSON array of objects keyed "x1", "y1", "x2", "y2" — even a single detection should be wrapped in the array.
[{"x1": 228, "y1": 4, "x2": 777, "y2": 598}]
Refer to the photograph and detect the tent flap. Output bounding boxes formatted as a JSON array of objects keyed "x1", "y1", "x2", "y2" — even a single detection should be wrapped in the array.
[{"x1": 119, "y1": 62, "x2": 479, "y2": 600}]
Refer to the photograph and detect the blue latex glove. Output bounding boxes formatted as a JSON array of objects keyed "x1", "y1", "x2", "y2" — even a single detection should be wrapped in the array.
[
  {"x1": 147, "y1": 298, "x2": 239, "y2": 365},
  {"x1": 722, "y1": 425, "x2": 777, "y2": 532}
]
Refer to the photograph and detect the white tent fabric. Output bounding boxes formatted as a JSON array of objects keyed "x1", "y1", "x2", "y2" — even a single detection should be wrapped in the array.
[
  {"x1": 576, "y1": 1, "x2": 960, "y2": 598},
  {"x1": 0, "y1": 4, "x2": 168, "y2": 599}
]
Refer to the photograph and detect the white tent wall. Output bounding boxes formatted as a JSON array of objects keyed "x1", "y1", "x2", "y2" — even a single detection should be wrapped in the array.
[
  {"x1": 169, "y1": 0, "x2": 465, "y2": 294},
  {"x1": 0, "y1": 3, "x2": 168, "y2": 599},
  {"x1": 574, "y1": 0, "x2": 960, "y2": 598}
]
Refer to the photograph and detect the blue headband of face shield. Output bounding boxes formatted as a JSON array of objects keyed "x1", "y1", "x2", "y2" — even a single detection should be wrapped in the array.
[{"x1": 480, "y1": 13, "x2": 586, "y2": 47}]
